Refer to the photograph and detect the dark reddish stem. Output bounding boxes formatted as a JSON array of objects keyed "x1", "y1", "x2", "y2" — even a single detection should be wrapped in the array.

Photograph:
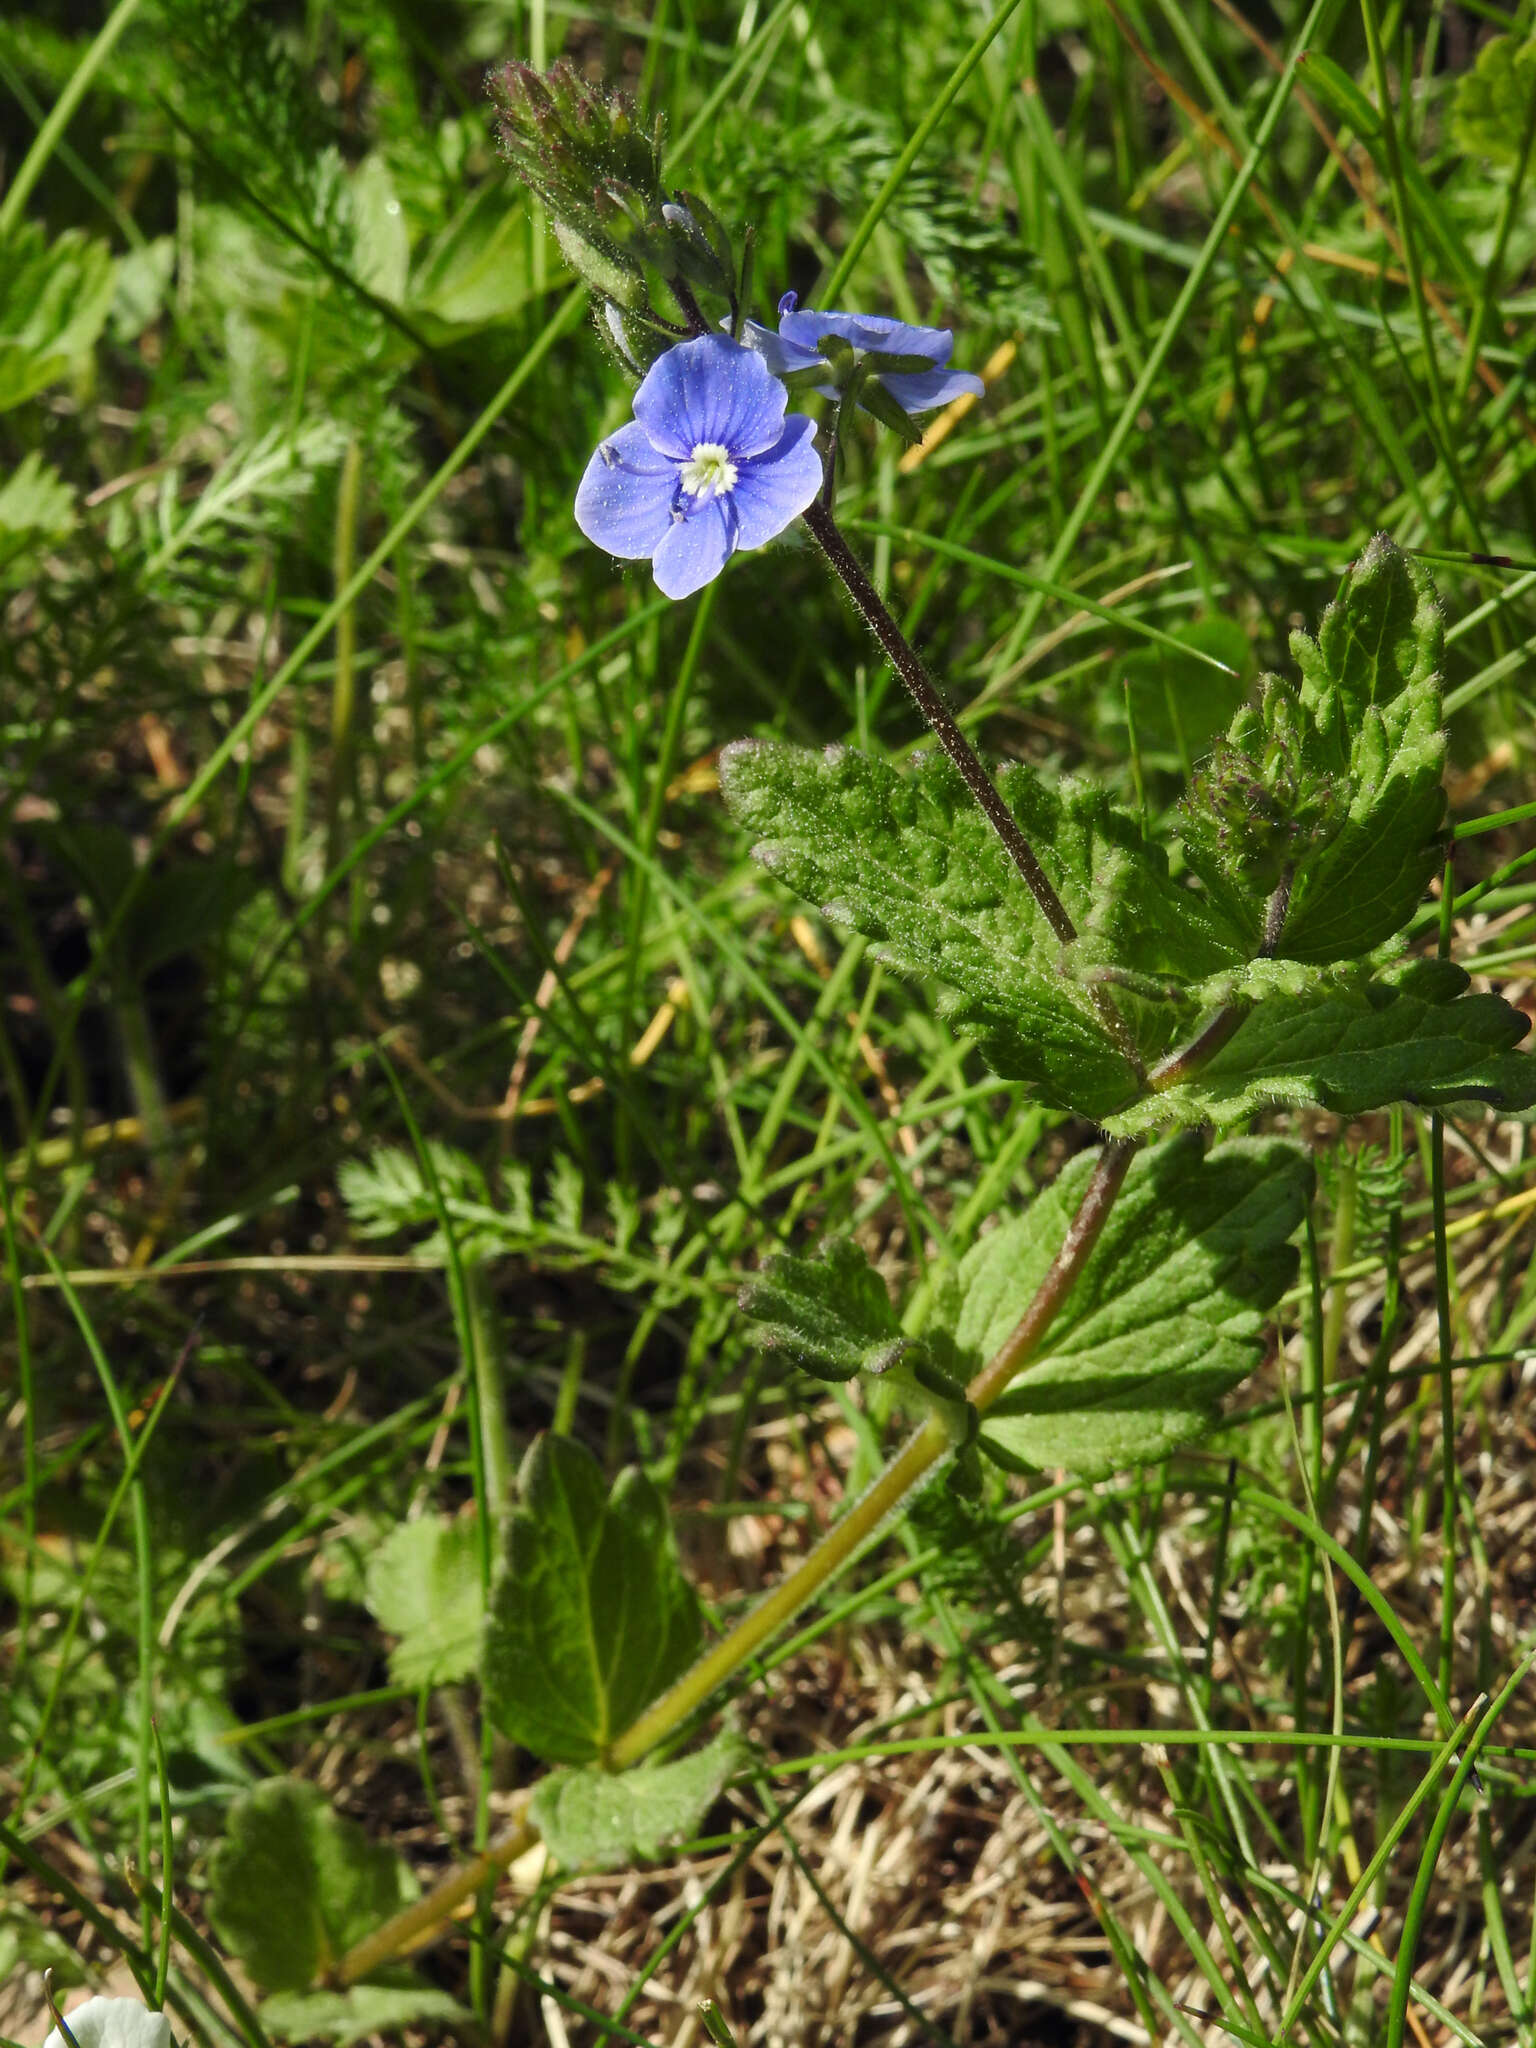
[{"x1": 802, "y1": 500, "x2": 1144, "y2": 1078}]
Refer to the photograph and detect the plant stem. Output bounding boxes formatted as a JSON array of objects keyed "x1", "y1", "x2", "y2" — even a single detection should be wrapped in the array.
[
  {"x1": 802, "y1": 503, "x2": 1144, "y2": 1078},
  {"x1": 336, "y1": 1800, "x2": 537, "y2": 1987},
  {"x1": 963, "y1": 1139, "x2": 1136, "y2": 1413},
  {"x1": 1145, "y1": 869, "x2": 1292, "y2": 1093},
  {"x1": 332, "y1": 1133, "x2": 1139, "y2": 1984},
  {"x1": 0, "y1": 0, "x2": 148, "y2": 240},
  {"x1": 802, "y1": 502, "x2": 1077, "y2": 945}
]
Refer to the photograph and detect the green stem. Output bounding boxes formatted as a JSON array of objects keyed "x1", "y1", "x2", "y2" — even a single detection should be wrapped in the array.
[
  {"x1": 0, "y1": 0, "x2": 148, "y2": 240},
  {"x1": 1432, "y1": 857, "x2": 1458, "y2": 1709},
  {"x1": 333, "y1": 1136, "x2": 1138, "y2": 1985},
  {"x1": 326, "y1": 435, "x2": 367, "y2": 881}
]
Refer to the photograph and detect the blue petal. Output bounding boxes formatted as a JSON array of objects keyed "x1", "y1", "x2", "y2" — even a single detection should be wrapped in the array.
[
  {"x1": 574, "y1": 422, "x2": 678, "y2": 558},
  {"x1": 634, "y1": 335, "x2": 788, "y2": 463},
  {"x1": 779, "y1": 308, "x2": 953, "y2": 365},
  {"x1": 731, "y1": 416, "x2": 823, "y2": 550},
  {"x1": 876, "y1": 366, "x2": 986, "y2": 414},
  {"x1": 652, "y1": 497, "x2": 737, "y2": 599},
  {"x1": 735, "y1": 318, "x2": 821, "y2": 380}
]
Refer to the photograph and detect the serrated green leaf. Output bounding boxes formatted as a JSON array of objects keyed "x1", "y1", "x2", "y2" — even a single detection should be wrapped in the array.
[
  {"x1": 720, "y1": 739, "x2": 1236, "y2": 1117},
  {"x1": 529, "y1": 1727, "x2": 748, "y2": 1872},
  {"x1": 0, "y1": 451, "x2": 74, "y2": 576},
  {"x1": 1106, "y1": 961, "x2": 1536, "y2": 1135},
  {"x1": 739, "y1": 1236, "x2": 907, "y2": 1382},
  {"x1": 483, "y1": 1434, "x2": 701, "y2": 1765},
  {"x1": 1183, "y1": 536, "x2": 1446, "y2": 962},
  {"x1": 1453, "y1": 35, "x2": 1536, "y2": 166},
  {"x1": 337, "y1": 1140, "x2": 504, "y2": 1261},
  {"x1": 259, "y1": 1984, "x2": 468, "y2": 2047},
  {"x1": 207, "y1": 1778, "x2": 416, "y2": 1993},
  {"x1": 0, "y1": 224, "x2": 115, "y2": 411},
  {"x1": 964, "y1": 1136, "x2": 1311, "y2": 1478},
  {"x1": 363, "y1": 1514, "x2": 483, "y2": 1688},
  {"x1": 1291, "y1": 531, "x2": 1443, "y2": 731}
]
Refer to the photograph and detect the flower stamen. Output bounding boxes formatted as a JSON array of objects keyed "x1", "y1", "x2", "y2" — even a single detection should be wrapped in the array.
[{"x1": 679, "y1": 442, "x2": 738, "y2": 500}]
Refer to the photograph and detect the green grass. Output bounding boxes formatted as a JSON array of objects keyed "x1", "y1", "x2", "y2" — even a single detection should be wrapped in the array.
[{"x1": 5, "y1": 0, "x2": 1536, "y2": 2042}]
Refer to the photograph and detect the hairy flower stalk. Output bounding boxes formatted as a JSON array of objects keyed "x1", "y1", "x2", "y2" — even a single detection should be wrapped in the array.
[{"x1": 800, "y1": 500, "x2": 1147, "y2": 1079}]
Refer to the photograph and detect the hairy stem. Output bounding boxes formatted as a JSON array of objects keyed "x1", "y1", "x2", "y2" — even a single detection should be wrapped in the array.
[
  {"x1": 332, "y1": 1133, "x2": 1139, "y2": 1984},
  {"x1": 802, "y1": 501, "x2": 1144, "y2": 1076},
  {"x1": 803, "y1": 500, "x2": 1076, "y2": 940},
  {"x1": 336, "y1": 1802, "x2": 537, "y2": 1986}
]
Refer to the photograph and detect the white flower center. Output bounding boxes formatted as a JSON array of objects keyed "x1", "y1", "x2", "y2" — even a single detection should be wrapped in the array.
[{"x1": 678, "y1": 442, "x2": 738, "y2": 499}]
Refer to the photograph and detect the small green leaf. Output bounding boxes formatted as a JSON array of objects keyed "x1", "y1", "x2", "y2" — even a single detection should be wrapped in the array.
[
  {"x1": 407, "y1": 183, "x2": 531, "y2": 333},
  {"x1": 1107, "y1": 961, "x2": 1536, "y2": 1135},
  {"x1": 0, "y1": 224, "x2": 115, "y2": 411},
  {"x1": 337, "y1": 1140, "x2": 504, "y2": 1262},
  {"x1": 1113, "y1": 615, "x2": 1252, "y2": 768},
  {"x1": 0, "y1": 451, "x2": 74, "y2": 576},
  {"x1": 529, "y1": 1726, "x2": 749, "y2": 1871},
  {"x1": 363, "y1": 1514, "x2": 483, "y2": 1688},
  {"x1": 1291, "y1": 530, "x2": 1443, "y2": 733},
  {"x1": 964, "y1": 1136, "x2": 1311, "y2": 1478},
  {"x1": 483, "y1": 1434, "x2": 701, "y2": 1765},
  {"x1": 258, "y1": 1985, "x2": 468, "y2": 2048},
  {"x1": 207, "y1": 1778, "x2": 416, "y2": 1993},
  {"x1": 1452, "y1": 35, "x2": 1536, "y2": 166},
  {"x1": 738, "y1": 1236, "x2": 907, "y2": 1382},
  {"x1": 1183, "y1": 535, "x2": 1447, "y2": 961}
]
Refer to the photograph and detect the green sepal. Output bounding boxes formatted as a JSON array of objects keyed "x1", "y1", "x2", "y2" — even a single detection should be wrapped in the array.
[
  {"x1": 849, "y1": 369, "x2": 926, "y2": 444},
  {"x1": 552, "y1": 219, "x2": 648, "y2": 310}
]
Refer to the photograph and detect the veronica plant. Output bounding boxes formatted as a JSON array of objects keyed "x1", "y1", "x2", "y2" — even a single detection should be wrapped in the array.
[{"x1": 220, "y1": 64, "x2": 1536, "y2": 2006}]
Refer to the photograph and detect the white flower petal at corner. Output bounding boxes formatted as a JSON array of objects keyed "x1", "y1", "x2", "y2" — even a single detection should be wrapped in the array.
[{"x1": 43, "y1": 1997, "x2": 178, "y2": 2048}]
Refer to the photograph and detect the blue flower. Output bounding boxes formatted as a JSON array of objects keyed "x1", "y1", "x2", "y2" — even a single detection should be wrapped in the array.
[
  {"x1": 575, "y1": 334, "x2": 823, "y2": 600},
  {"x1": 740, "y1": 294, "x2": 985, "y2": 415}
]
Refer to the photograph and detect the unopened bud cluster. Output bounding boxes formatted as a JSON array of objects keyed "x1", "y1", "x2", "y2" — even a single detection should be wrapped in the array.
[{"x1": 489, "y1": 59, "x2": 740, "y2": 371}]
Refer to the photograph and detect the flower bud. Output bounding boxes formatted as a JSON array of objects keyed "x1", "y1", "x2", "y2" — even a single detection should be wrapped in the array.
[{"x1": 553, "y1": 220, "x2": 649, "y2": 310}]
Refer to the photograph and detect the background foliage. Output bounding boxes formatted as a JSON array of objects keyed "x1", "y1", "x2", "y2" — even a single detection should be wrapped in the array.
[{"x1": 7, "y1": 0, "x2": 1536, "y2": 2043}]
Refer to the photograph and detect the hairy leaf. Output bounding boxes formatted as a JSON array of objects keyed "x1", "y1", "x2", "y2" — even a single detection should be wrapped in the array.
[
  {"x1": 530, "y1": 1727, "x2": 748, "y2": 1871},
  {"x1": 721, "y1": 739, "x2": 1238, "y2": 1117},
  {"x1": 207, "y1": 1779, "x2": 415, "y2": 1993},
  {"x1": 963, "y1": 1136, "x2": 1311, "y2": 1478},
  {"x1": 1106, "y1": 961, "x2": 1536, "y2": 1135},
  {"x1": 483, "y1": 1434, "x2": 701, "y2": 1765},
  {"x1": 1183, "y1": 536, "x2": 1446, "y2": 962},
  {"x1": 1291, "y1": 530, "x2": 1443, "y2": 732},
  {"x1": 738, "y1": 1236, "x2": 907, "y2": 1382},
  {"x1": 363, "y1": 1513, "x2": 483, "y2": 1688}
]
